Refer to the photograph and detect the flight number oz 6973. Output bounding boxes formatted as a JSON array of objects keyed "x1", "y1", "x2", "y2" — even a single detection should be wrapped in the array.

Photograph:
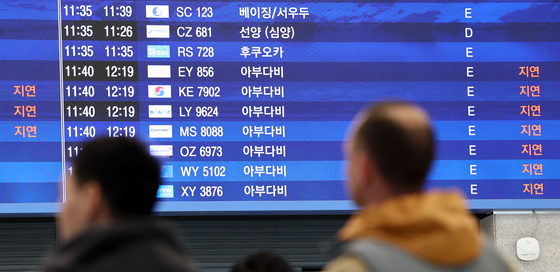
[{"x1": 180, "y1": 146, "x2": 222, "y2": 157}]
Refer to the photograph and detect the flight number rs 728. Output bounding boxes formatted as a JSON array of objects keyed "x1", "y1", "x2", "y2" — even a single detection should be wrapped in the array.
[{"x1": 177, "y1": 47, "x2": 214, "y2": 58}]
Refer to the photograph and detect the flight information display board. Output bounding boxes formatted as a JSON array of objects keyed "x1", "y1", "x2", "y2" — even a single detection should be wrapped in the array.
[{"x1": 1, "y1": 0, "x2": 559, "y2": 214}]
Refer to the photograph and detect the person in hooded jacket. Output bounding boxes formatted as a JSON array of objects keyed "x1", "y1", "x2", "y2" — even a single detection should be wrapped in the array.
[
  {"x1": 323, "y1": 102, "x2": 513, "y2": 272},
  {"x1": 231, "y1": 251, "x2": 294, "y2": 272},
  {"x1": 42, "y1": 137, "x2": 197, "y2": 272}
]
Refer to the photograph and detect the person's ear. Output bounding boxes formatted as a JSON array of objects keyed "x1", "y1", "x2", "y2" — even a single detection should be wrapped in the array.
[
  {"x1": 361, "y1": 152, "x2": 380, "y2": 188},
  {"x1": 82, "y1": 181, "x2": 104, "y2": 222},
  {"x1": 356, "y1": 152, "x2": 374, "y2": 187}
]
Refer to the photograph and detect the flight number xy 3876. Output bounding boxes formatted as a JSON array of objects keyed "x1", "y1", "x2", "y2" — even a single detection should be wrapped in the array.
[{"x1": 180, "y1": 186, "x2": 224, "y2": 197}]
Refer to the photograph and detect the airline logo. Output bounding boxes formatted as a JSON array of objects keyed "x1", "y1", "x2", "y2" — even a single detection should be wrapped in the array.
[
  {"x1": 148, "y1": 85, "x2": 172, "y2": 98},
  {"x1": 147, "y1": 65, "x2": 171, "y2": 78},
  {"x1": 149, "y1": 125, "x2": 173, "y2": 138},
  {"x1": 146, "y1": 5, "x2": 169, "y2": 18},
  {"x1": 161, "y1": 165, "x2": 173, "y2": 178},
  {"x1": 150, "y1": 145, "x2": 173, "y2": 157},
  {"x1": 146, "y1": 25, "x2": 170, "y2": 38},
  {"x1": 149, "y1": 105, "x2": 172, "y2": 118},
  {"x1": 147, "y1": 45, "x2": 170, "y2": 58},
  {"x1": 156, "y1": 185, "x2": 174, "y2": 198}
]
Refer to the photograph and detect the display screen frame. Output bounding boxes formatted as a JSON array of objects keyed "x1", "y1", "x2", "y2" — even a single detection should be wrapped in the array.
[{"x1": 1, "y1": 0, "x2": 559, "y2": 216}]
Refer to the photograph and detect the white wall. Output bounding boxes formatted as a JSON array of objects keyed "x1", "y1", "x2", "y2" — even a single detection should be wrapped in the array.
[{"x1": 481, "y1": 211, "x2": 560, "y2": 272}]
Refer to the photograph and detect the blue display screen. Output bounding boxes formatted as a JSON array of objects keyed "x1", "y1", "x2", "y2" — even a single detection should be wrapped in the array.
[{"x1": 1, "y1": 0, "x2": 559, "y2": 215}]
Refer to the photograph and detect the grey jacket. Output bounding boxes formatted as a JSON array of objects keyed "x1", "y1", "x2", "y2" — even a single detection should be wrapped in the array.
[{"x1": 334, "y1": 239, "x2": 512, "y2": 272}]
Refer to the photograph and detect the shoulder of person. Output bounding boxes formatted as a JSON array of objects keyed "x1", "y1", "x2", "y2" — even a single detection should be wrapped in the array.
[
  {"x1": 322, "y1": 255, "x2": 370, "y2": 272},
  {"x1": 325, "y1": 239, "x2": 514, "y2": 272}
]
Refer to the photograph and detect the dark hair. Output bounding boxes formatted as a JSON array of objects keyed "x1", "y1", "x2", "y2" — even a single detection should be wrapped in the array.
[
  {"x1": 231, "y1": 251, "x2": 294, "y2": 272},
  {"x1": 354, "y1": 102, "x2": 434, "y2": 193},
  {"x1": 72, "y1": 137, "x2": 161, "y2": 217}
]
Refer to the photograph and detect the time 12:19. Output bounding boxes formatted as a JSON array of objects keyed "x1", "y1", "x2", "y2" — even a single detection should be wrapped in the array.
[
  {"x1": 107, "y1": 126, "x2": 136, "y2": 137},
  {"x1": 106, "y1": 86, "x2": 135, "y2": 97}
]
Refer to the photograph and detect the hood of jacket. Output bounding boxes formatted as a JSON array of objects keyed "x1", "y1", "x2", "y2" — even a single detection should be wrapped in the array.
[{"x1": 339, "y1": 191, "x2": 482, "y2": 266}]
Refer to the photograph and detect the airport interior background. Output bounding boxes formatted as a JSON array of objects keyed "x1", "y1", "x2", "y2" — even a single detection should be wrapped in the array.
[
  {"x1": 1, "y1": 0, "x2": 559, "y2": 271},
  {"x1": 1, "y1": 213, "x2": 560, "y2": 272}
]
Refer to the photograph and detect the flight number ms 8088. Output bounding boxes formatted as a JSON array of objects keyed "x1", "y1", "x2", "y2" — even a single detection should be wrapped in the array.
[{"x1": 180, "y1": 126, "x2": 223, "y2": 138}]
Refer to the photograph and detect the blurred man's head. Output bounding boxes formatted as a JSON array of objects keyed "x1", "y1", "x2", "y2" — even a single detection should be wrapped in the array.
[
  {"x1": 345, "y1": 102, "x2": 434, "y2": 207},
  {"x1": 231, "y1": 251, "x2": 294, "y2": 272},
  {"x1": 60, "y1": 137, "x2": 161, "y2": 241}
]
